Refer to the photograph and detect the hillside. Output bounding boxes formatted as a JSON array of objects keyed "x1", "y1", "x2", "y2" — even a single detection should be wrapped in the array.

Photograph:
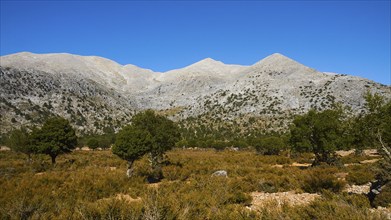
[{"x1": 1, "y1": 52, "x2": 390, "y2": 135}]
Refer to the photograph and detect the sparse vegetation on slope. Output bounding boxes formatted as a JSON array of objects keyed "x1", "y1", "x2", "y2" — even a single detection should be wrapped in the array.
[{"x1": 1, "y1": 53, "x2": 390, "y2": 137}]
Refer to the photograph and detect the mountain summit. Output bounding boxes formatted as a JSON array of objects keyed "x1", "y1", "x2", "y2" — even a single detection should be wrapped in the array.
[
  {"x1": 189, "y1": 57, "x2": 224, "y2": 67},
  {"x1": 257, "y1": 53, "x2": 294, "y2": 63},
  {"x1": 250, "y1": 53, "x2": 317, "y2": 77},
  {"x1": 0, "y1": 52, "x2": 389, "y2": 134}
]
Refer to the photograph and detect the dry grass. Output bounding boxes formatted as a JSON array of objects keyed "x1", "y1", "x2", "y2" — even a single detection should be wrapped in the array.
[{"x1": 0, "y1": 149, "x2": 387, "y2": 219}]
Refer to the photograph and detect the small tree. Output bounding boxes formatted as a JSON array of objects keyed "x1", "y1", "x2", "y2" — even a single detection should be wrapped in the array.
[
  {"x1": 362, "y1": 92, "x2": 391, "y2": 161},
  {"x1": 357, "y1": 93, "x2": 391, "y2": 181},
  {"x1": 7, "y1": 127, "x2": 34, "y2": 162},
  {"x1": 112, "y1": 125, "x2": 151, "y2": 177},
  {"x1": 100, "y1": 133, "x2": 115, "y2": 149},
  {"x1": 31, "y1": 117, "x2": 77, "y2": 164},
  {"x1": 131, "y1": 110, "x2": 180, "y2": 179},
  {"x1": 254, "y1": 136, "x2": 286, "y2": 155},
  {"x1": 349, "y1": 115, "x2": 371, "y2": 154},
  {"x1": 113, "y1": 110, "x2": 180, "y2": 179},
  {"x1": 351, "y1": 92, "x2": 391, "y2": 206},
  {"x1": 290, "y1": 108, "x2": 343, "y2": 166},
  {"x1": 87, "y1": 137, "x2": 100, "y2": 150}
]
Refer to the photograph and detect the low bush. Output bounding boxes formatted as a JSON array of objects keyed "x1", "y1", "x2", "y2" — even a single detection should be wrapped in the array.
[
  {"x1": 253, "y1": 136, "x2": 286, "y2": 155},
  {"x1": 302, "y1": 167, "x2": 345, "y2": 193},
  {"x1": 291, "y1": 152, "x2": 314, "y2": 164},
  {"x1": 296, "y1": 196, "x2": 373, "y2": 219},
  {"x1": 341, "y1": 193, "x2": 371, "y2": 209},
  {"x1": 76, "y1": 198, "x2": 143, "y2": 219},
  {"x1": 346, "y1": 165, "x2": 375, "y2": 185},
  {"x1": 373, "y1": 183, "x2": 391, "y2": 208},
  {"x1": 254, "y1": 192, "x2": 376, "y2": 219},
  {"x1": 340, "y1": 154, "x2": 373, "y2": 164}
]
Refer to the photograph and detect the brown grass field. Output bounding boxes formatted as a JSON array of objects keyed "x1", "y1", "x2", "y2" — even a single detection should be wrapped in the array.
[{"x1": 0, "y1": 149, "x2": 389, "y2": 219}]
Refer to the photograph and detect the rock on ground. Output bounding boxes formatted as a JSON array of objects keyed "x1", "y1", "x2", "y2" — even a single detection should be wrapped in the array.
[
  {"x1": 290, "y1": 162, "x2": 312, "y2": 167},
  {"x1": 0, "y1": 146, "x2": 10, "y2": 151},
  {"x1": 211, "y1": 170, "x2": 228, "y2": 177},
  {"x1": 360, "y1": 159, "x2": 380, "y2": 164},
  {"x1": 336, "y1": 149, "x2": 355, "y2": 157},
  {"x1": 364, "y1": 149, "x2": 379, "y2": 157},
  {"x1": 343, "y1": 183, "x2": 371, "y2": 194}
]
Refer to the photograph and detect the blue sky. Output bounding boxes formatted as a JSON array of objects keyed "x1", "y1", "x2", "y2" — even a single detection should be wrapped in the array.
[{"x1": 1, "y1": 1, "x2": 390, "y2": 85}]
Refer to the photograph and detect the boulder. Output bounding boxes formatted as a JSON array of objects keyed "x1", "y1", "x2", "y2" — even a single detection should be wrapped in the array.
[
  {"x1": 211, "y1": 170, "x2": 228, "y2": 178},
  {"x1": 0, "y1": 146, "x2": 10, "y2": 151}
]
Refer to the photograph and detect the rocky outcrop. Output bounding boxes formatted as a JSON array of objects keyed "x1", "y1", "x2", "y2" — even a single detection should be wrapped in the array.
[{"x1": 344, "y1": 183, "x2": 371, "y2": 194}]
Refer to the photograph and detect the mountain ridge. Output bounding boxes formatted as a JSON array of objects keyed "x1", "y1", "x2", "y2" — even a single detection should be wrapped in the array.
[
  {"x1": 1, "y1": 52, "x2": 388, "y2": 85},
  {"x1": 1, "y1": 52, "x2": 390, "y2": 135}
]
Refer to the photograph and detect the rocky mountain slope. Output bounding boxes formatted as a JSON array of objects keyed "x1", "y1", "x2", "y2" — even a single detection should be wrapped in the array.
[{"x1": 1, "y1": 52, "x2": 390, "y2": 135}]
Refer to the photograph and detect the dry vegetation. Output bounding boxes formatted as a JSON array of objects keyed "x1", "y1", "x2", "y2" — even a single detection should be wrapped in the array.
[{"x1": 0, "y1": 149, "x2": 389, "y2": 219}]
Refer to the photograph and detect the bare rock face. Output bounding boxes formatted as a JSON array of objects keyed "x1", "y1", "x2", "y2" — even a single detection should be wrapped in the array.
[{"x1": 1, "y1": 52, "x2": 390, "y2": 134}]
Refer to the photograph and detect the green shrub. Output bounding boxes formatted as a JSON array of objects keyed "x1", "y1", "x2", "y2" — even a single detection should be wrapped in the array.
[
  {"x1": 258, "y1": 178, "x2": 278, "y2": 193},
  {"x1": 254, "y1": 192, "x2": 375, "y2": 219},
  {"x1": 76, "y1": 198, "x2": 143, "y2": 219},
  {"x1": 275, "y1": 156, "x2": 292, "y2": 165},
  {"x1": 373, "y1": 183, "x2": 391, "y2": 207},
  {"x1": 86, "y1": 138, "x2": 100, "y2": 150},
  {"x1": 302, "y1": 168, "x2": 345, "y2": 193},
  {"x1": 296, "y1": 197, "x2": 372, "y2": 219},
  {"x1": 226, "y1": 191, "x2": 252, "y2": 205},
  {"x1": 339, "y1": 154, "x2": 372, "y2": 164},
  {"x1": 291, "y1": 152, "x2": 314, "y2": 164},
  {"x1": 346, "y1": 166, "x2": 375, "y2": 185},
  {"x1": 257, "y1": 173, "x2": 300, "y2": 193},
  {"x1": 253, "y1": 136, "x2": 286, "y2": 155},
  {"x1": 342, "y1": 193, "x2": 371, "y2": 209}
]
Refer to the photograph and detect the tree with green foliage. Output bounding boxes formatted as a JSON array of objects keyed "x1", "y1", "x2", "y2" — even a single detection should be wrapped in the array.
[
  {"x1": 361, "y1": 93, "x2": 390, "y2": 181},
  {"x1": 350, "y1": 92, "x2": 387, "y2": 154},
  {"x1": 31, "y1": 117, "x2": 77, "y2": 164},
  {"x1": 175, "y1": 139, "x2": 188, "y2": 148},
  {"x1": 349, "y1": 114, "x2": 371, "y2": 154},
  {"x1": 112, "y1": 125, "x2": 151, "y2": 177},
  {"x1": 290, "y1": 108, "x2": 344, "y2": 166},
  {"x1": 100, "y1": 133, "x2": 115, "y2": 149},
  {"x1": 210, "y1": 140, "x2": 227, "y2": 151},
  {"x1": 78, "y1": 132, "x2": 115, "y2": 150},
  {"x1": 7, "y1": 127, "x2": 34, "y2": 162},
  {"x1": 229, "y1": 139, "x2": 248, "y2": 150},
  {"x1": 254, "y1": 136, "x2": 286, "y2": 155},
  {"x1": 87, "y1": 137, "x2": 100, "y2": 150},
  {"x1": 350, "y1": 92, "x2": 391, "y2": 206},
  {"x1": 113, "y1": 110, "x2": 180, "y2": 179},
  {"x1": 362, "y1": 92, "x2": 391, "y2": 160},
  {"x1": 133, "y1": 110, "x2": 180, "y2": 179}
]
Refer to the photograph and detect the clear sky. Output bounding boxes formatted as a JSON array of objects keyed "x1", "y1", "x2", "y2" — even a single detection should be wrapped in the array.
[{"x1": 1, "y1": 1, "x2": 390, "y2": 85}]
